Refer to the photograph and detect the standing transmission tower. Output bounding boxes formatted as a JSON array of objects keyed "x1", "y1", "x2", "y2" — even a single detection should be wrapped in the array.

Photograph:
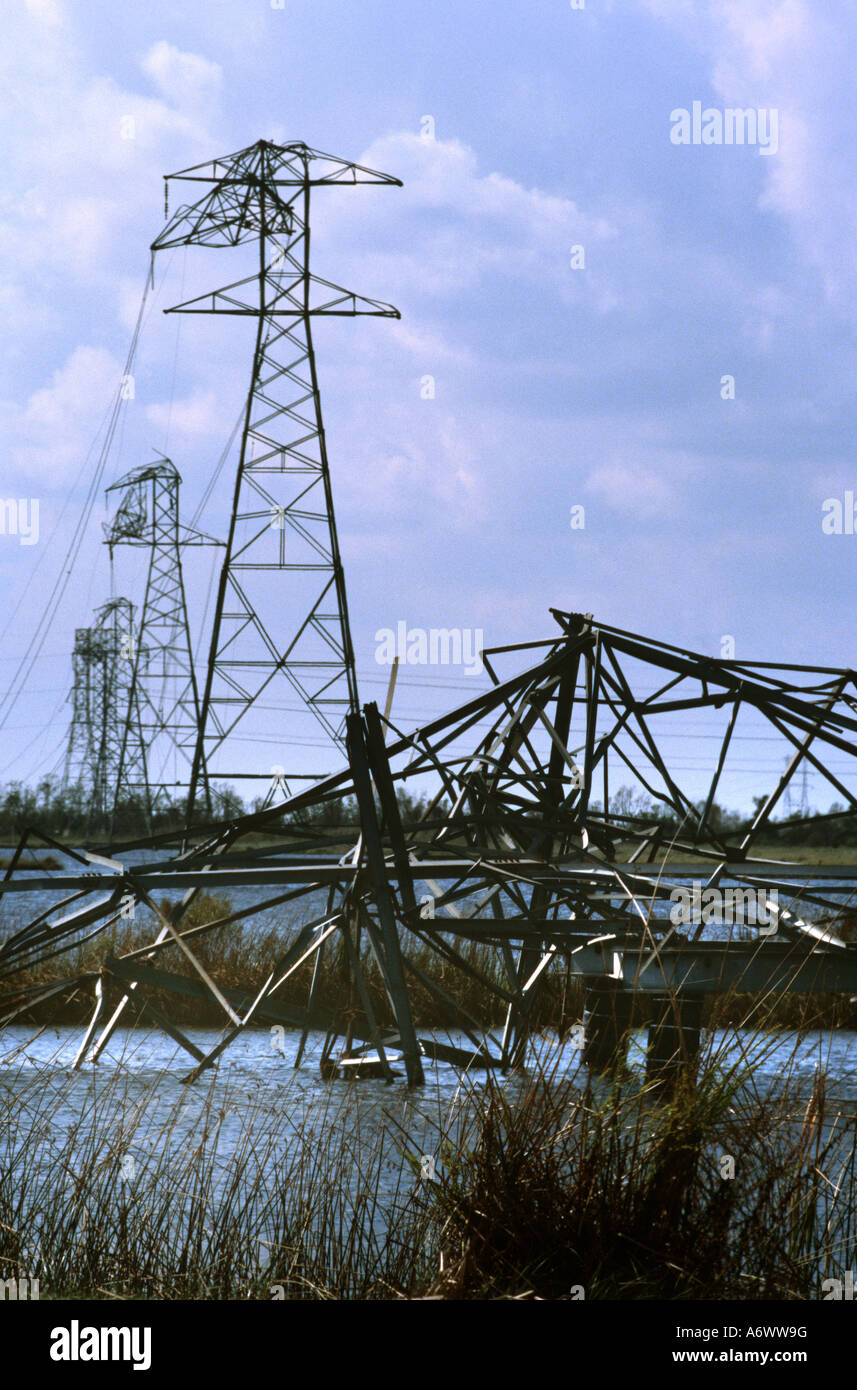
[
  {"x1": 782, "y1": 756, "x2": 793, "y2": 816},
  {"x1": 782, "y1": 756, "x2": 810, "y2": 818},
  {"x1": 63, "y1": 598, "x2": 149, "y2": 830},
  {"x1": 64, "y1": 626, "x2": 100, "y2": 801},
  {"x1": 150, "y1": 139, "x2": 401, "y2": 819},
  {"x1": 798, "y1": 762, "x2": 810, "y2": 817},
  {"x1": 104, "y1": 458, "x2": 220, "y2": 826}
]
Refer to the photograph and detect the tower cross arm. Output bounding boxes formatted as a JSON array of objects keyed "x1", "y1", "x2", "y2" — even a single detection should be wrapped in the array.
[{"x1": 161, "y1": 140, "x2": 402, "y2": 188}]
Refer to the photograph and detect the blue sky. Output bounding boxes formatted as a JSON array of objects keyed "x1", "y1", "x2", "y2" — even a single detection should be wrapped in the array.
[{"x1": 1, "y1": 0, "x2": 855, "y2": 812}]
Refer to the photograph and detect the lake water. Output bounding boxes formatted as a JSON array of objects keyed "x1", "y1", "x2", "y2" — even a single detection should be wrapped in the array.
[
  {"x1": 1, "y1": 1019, "x2": 856, "y2": 1295},
  {"x1": 3, "y1": 849, "x2": 857, "y2": 1292},
  {"x1": 3, "y1": 1018, "x2": 856, "y2": 1160}
]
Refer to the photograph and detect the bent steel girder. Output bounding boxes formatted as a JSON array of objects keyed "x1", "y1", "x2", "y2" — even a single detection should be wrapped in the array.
[{"x1": 7, "y1": 612, "x2": 857, "y2": 1084}]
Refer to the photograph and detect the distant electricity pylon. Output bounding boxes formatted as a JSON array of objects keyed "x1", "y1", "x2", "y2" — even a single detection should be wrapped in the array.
[
  {"x1": 798, "y1": 762, "x2": 810, "y2": 816},
  {"x1": 150, "y1": 139, "x2": 401, "y2": 820},
  {"x1": 782, "y1": 756, "x2": 810, "y2": 817},
  {"x1": 104, "y1": 458, "x2": 221, "y2": 829},
  {"x1": 63, "y1": 597, "x2": 149, "y2": 830}
]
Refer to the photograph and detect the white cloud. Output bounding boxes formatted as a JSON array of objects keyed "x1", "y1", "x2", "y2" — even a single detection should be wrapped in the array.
[
  {"x1": 146, "y1": 390, "x2": 226, "y2": 441},
  {"x1": 640, "y1": 0, "x2": 857, "y2": 311},
  {"x1": 352, "y1": 406, "x2": 485, "y2": 521},
  {"x1": 387, "y1": 320, "x2": 473, "y2": 366},
  {"x1": 318, "y1": 132, "x2": 617, "y2": 299},
  {"x1": 711, "y1": 0, "x2": 808, "y2": 84},
  {"x1": 0, "y1": 15, "x2": 222, "y2": 291},
  {"x1": 317, "y1": 346, "x2": 497, "y2": 528},
  {"x1": 24, "y1": 0, "x2": 63, "y2": 25},
  {"x1": 141, "y1": 41, "x2": 222, "y2": 108},
  {"x1": 584, "y1": 462, "x2": 677, "y2": 518},
  {"x1": 640, "y1": 0, "x2": 697, "y2": 18},
  {"x1": 7, "y1": 344, "x2": 123, "y2": 486}
]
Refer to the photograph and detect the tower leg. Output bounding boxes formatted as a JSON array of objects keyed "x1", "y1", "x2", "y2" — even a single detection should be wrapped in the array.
[
  {"x1": 645, "y1": 994, "x2": 702, "y2": 1085},
  {"x1": 346, "y1": 712, "x2": 424, "y2": 1086},
  {"x1": 582, "y1": 978, "x2": 634, "y2": 1072}
]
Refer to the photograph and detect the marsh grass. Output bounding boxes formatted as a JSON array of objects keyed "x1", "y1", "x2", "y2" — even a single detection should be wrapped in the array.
[
  {"x1": 0, "y1": 1055, "x2": 436, "y2": 1300},
  {"x1": 4, "y1": 891, "x2": 857, "y2": 1033},
  {"x1": 0, "y1": 1014, "x2": 855, "y2": 1300},
  {"x1": 409, "y1": 1033, "x2": 857, "y2": 1300}
]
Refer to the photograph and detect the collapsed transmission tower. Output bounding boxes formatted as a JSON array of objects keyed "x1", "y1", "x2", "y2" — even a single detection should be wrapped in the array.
[
  {"x1": 104, "y1": 458, "x2": 220, "y2": 827},
  {"x1": 27, "y1": 610, "x2": 857, "y2": 1088},
  {"x1": 150, "y1": 140, "x2": 401, "y2": 819},
  {"x1": 62, "y1": 598, "x2": 149, "y2": 829}
]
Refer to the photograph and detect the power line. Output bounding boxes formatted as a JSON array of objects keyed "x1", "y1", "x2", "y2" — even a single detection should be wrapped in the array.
[{"x1": 0, "y1": 269, "x2": 152, "y2": 739}]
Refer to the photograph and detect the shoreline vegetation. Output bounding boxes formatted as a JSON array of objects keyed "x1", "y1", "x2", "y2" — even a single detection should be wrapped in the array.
[
  {"x1": 4, "y1": 841, "x2": 857, "y2": 866},
  {"x1": 3, "y1": 896, "x2": 856, "y2": 1299},
  {"x1": 0, "y1": 855, "x2": 61, "y2": 869},
  {"x1": 0, "y1": 1035, "x2": 853, "y2": 1300},
  {"x1": 3, "y1": 787, "x2": 857, "y2": 1302},
  {"x1": 2, "y1": 893, "x2": 857, "y2": 1032},
  {"x1": 3, "y1": 776, "x2": 857, "y2": 852}
]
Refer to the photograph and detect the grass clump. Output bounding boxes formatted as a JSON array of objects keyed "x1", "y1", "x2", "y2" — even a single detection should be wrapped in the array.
[
  {"x1": 2, "y1": 1023, "x2": 854, "y2": 1301},
  {"x1": 409, "y1": 1038, "x2": 857, "y2": 1300}
]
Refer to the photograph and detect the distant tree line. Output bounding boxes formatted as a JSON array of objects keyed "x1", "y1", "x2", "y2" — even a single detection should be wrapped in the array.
[
  {"x1": 0, "y1": 774, "x2": 854, "y2": 846},
  {"x1": 594, "y1": 785, "x2": 857, "y2": 847},
  {"x1": 0, "y1": 776, "x2": 430, "y2": 841}
]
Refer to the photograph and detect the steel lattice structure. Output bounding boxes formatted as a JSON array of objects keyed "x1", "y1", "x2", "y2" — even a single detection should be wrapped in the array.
[
  {"x1": 9, "y1": 142, "x2": 857, "y2": 1086},
  {"x1": 150, "y1": 140, "x2": 401, "y2": 819},
  {"x1": 104, "y1": 458, "x2": 221, "y2": 828},
  {"x1": 63, "y1": 627, "x2": 102, "y2": 798},
  {"x1": 62, "y1": 598, "x2": 150, "y2": 830},
  {"x1": 11, "y1": 611, "x2": 857, "y2": 1086}
]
